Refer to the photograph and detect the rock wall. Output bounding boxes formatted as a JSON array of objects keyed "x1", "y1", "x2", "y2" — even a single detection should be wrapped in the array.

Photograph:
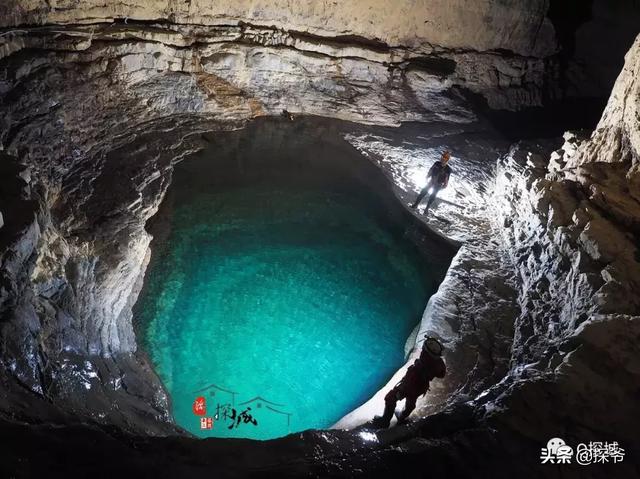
[
  {"x1": 570, "y1": 33, "x2": 640, "y2": 182},
  {"x1": 485, "y1": 33, "x2": 640, "y2": 467},
  {"x1": 495, "y1": 35, "x2": 640, "y2": 363},
  {"x1": 0, "y1": 20, "x2": 552, "y2": 126},
  {"x1": 1, "y1": 0, "x2": 556, "y2": 56},
  {"x1": 1, "y1": 2, "x2": 639, "y2": 468},
  {"x1": 0, "y1": 1, "x2": 563, "y2": 394},
  {"x1": 333, "y1": 124, "x2": 520, "y2": 429},
  {"x1": 0, "y1": 116, "x2": 219, "y2": 433},
  {"x1": 335, "y1": 36, "x2": 640, "y2": 438}
]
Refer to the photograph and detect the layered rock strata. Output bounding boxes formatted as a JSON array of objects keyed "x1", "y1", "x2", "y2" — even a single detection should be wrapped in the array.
[
  {"x1": 337, "y1": 34, "x2": 640, "y2": 475},
  {"x1": 0, "y1": 1, "x2": 566, "y2": 433},
  {"x1": 0, "y1": 2, "x2": 638, "y2": 477}
]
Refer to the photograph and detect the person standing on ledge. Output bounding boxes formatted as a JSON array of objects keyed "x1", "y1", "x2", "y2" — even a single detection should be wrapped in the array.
[
  {"x1": 411, "y1": 150, "x2": 452, "y2": 212},
  {"x1": 371, "y1": 336, "x2": 446, "y2": 428}
]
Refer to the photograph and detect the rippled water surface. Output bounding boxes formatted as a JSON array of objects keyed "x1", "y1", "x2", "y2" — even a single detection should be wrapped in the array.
[{"x1": 136, "y1": 122, "x2": 447, "y2": 439}]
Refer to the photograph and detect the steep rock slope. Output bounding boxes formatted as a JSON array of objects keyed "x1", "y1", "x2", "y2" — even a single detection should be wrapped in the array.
[{"x1": 487, "y1": 33, "x2": 640, "y2": 474}]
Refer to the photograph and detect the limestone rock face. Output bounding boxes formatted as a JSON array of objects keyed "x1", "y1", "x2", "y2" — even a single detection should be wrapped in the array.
[
  {"x1": 1, "y1": 1, "x2": 639, "y2": 476},
  {"x1": 0, "y1": 1, "x2": 566, "y2": 431},
  {"x1": 334, "y1": 38, "x2": 639, "y2": 447},
  {"x1": 485, "y1": 33, "x2": 640, "y2": 472},
  {"x1": 0, "y1": 0, "x2": 563, "y2": 126},
  {"x1": 1, "y1": 0, "x2": 556, "y2": 56},
  {"x1": 333, "y1": 125, "x2": 519, "y2": 429},
  {"x1": 0, "y1": 124, "x2": 214, "y2": 434},
  {"x1": 569, "y1": 34, "x2": 640, "y2": 198},
  {"x1": 492, "y1": 35, "x2": 640, "y2": 359}
]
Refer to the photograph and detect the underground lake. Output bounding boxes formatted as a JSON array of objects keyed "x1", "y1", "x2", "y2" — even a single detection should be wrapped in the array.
[{"x1": 134, "y1": 119, "x2": 455, "y2": 440}]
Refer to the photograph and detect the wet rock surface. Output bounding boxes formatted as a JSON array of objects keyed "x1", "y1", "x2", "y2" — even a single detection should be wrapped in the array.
[
  {"x1": 335, "y1": 123, "x2": 521, "y2": 427},
  {"x1": 0, "y1": 116, "x2": 225, "y2": 434}
]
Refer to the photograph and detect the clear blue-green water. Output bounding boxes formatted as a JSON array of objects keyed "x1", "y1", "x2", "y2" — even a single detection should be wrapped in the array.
[{"x1": 136, "y1": 130, "x2": 444, "y2": 440}]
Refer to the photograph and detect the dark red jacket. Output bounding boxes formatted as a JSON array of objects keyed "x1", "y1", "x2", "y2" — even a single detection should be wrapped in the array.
[{"x1": 402, "y1": 350, "x2": 446, "y2": 396}]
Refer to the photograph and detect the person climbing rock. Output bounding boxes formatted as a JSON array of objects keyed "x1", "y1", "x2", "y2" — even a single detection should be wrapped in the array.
[
  {"x1": 281, "y1": 109, "x2": 295, "y2": 121},
  {"x1": 411, "y1": 151, "x2": 452, "y2": 212},
  {"x1": 371, "y1": 336, "x2": 446, "y2": 428}
]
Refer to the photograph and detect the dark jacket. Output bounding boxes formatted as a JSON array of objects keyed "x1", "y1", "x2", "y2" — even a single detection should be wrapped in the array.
[
  {"x1": 401, "y1": 350, "x2": 446, "y2": 396},
  {"x1": 428, "y1": 161, "x2": 452, "y2": 188}
]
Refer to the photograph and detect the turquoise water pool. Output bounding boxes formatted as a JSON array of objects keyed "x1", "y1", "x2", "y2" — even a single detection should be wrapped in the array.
[{"x1": 135, "y1": 122, "x2": 447, "y2": 440}]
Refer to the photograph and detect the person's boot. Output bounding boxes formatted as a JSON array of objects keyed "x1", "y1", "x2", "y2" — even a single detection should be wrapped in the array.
[
  {"x1": 394, "y1": 395, "x2": 417, "y2": 426},
  {"x1": 411, "y1": 189, "x2": 427, "y2": 209},
  {"x1": 426, "y1": 192, "x2": 438, "y2": 213},
  {"x1": 371, "y1": 400, "x2": 395, "y2": 429},
  {"x1": 394, "y1": 410, "x2": 411, "y2": 425},
  {"x1": 371, "y1": 415, "x2": 391, "y2": 428}
]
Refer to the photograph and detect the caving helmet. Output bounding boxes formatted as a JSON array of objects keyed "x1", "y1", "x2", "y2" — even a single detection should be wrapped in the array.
[{"x1": 423, "y1": 336, "x2": 444, "y2": 357}]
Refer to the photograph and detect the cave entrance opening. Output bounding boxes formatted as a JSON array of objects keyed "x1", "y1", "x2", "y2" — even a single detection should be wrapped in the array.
[{"x1": 134, "y1": 117, "x2": 454, "y2": 439}]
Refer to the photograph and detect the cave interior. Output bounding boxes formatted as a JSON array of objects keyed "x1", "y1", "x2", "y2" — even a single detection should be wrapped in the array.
[{"x1": 0, "y1": 1, "x2": 639, "y2": 478}]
